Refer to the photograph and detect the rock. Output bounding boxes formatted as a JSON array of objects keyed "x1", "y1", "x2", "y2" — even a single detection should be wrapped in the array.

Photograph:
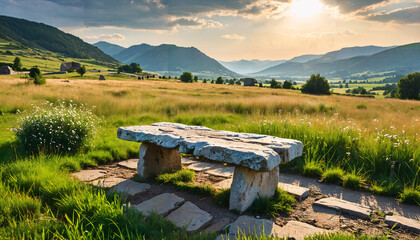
[
  {"x1": 90, "y1": 177, "x2": 126, "y2": 188},
  {"x1": 204, "y1": 218, "x2": 231, "y2": 233},
  {"x1": 385, "y1": 215, "x2": 420, "y2": 233},
  {"x1": 278, "y1": 182, "x2": 310, "y2": 200},
  {"x1": 304, "y1": 206, "x2": 340, "y2": 229},
  {"x1": 227, "y1": 215, "x2": 281, "y2": 237},
  {"x1": 206, "y1": 167, "x2": 235, "y2": 178},
  {"x1": 188, "y1": 162, "x2": 220, "y2": 172},
  {"x1": 275, "y1": 221, "x2": 329, "y2": 240},
  {"x1": 117, "y1": 122, "x2": 303, "y2": 171},
  {"x1": 117, "y1": 159, "x2": 138, "y2": 170},
  {"x1": 229, "y1": 166, "x2": 279, "y2": 213},
  {"x1": 313, "y1": 197, "x2": 372, "y2": 219},
  {"x1": 133, "y1": 193, "x2": 184, "y2": 216},
  {"x1": 181, "y1": 157, "x2": 199, "y2": 165},
  {"x1": 113, "y1": 179, "x2": 151, "y2": 196},
  {"x1": 71, "y1": 170, "x2": 107, "y2": 182},
  {"x1": 165, "y1": 201, "x2": 213, "y2": 232},
  {"x1": 138, "y1": 143, "x2": 181, "y2": 178},
  {"x1": 215, "y1": 179, "x2": 233, "y2": 190}
]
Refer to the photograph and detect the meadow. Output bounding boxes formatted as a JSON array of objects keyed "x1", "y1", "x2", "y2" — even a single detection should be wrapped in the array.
[{"x1": 0, "y1": 74, "x2": 419, "y2": 239}]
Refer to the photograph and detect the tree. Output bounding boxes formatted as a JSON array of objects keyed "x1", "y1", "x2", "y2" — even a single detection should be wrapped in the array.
[
  {"x1": 301, "y1": 74, "x2": 331, "y2": 95},
  {"x1": 203, "y1": 79, "x2": 207, "y2": 83},
  {"x1": 211, "y1": 80, "x2": 215, "y2": 84},
  {"x1": 194, "y1": 76, "x2": 198, "y2": 82},
  {"x1": 228, "y1": 79, "x2": 235, "y2": 85},
  {"x1": 398, "y1": 72, "x2": 420, "y2": 100},
  {"x1": 180, "y1": 72, "x2": 193, "y2": 83},
  {"x1": 283, "y1": 80, "x2": 293, "y2": 89},
  {"x1": 345, "y1": 83, "x2": 349, "y2": 88},
  {"x1": 12, "y1": 57, "x2": 22, "y2": 71},
  {"x1": 29, "y1": 66, "x2": 45, "y2": 85},
  {"x1": 29, "y1": 66, "x2": 41, "y2": 78},
  {"x1": 270, "y1": 79, "x2": 281, "y2": 88},
  {"x1": 77, "y1": 65, "x2": 86, "y2": 77},
  {"x1": 129, "y1": 63, "x2": 142, "y2": 73},
  {"x1": 216, "y1": 77, "x2": 224, "y2": 84},
  {"x1": 259, "y1": 81, "x2": 263, "y2": 87}
]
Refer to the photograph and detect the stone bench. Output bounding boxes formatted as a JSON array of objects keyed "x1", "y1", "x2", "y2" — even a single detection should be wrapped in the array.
[{"x1": 117, "y1": 122, "x2": 303, "y2": 212}]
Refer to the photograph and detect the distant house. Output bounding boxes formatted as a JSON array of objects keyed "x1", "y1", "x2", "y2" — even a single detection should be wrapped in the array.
[
  {"x1": 60, "y1": 62, "x2": 81, "y2": 72},
  {"x1": 0, "y1": 66, "x2": 15, "y2": 75},
  {"x1": 242, "y1": 78, "x2": 258, "y2": 86}
]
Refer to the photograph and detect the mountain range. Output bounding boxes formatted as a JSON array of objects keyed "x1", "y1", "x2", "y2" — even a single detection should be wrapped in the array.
[
  {"x1": 218, "y1": 59, "x2": 286, "y2": 75},
  {"x1": 94, "y1": 42, "x2": 239, "y2": 77},
  {"x1": 0, "y1": 15, "x2": 117, "y2": 64}
]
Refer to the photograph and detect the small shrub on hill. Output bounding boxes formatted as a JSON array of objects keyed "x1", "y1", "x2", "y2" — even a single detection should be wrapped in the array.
[{"x1": 15, "y1": 100, "x2": 98, "y2": 154}]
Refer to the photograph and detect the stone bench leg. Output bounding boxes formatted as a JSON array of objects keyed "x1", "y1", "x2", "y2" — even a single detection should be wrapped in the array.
[
  {"x1": 229, "y1": 166, "x2": 279, "y2": 213},
  {"x1": 138, "y1": 143, "x2": 181, "y2": 178}
]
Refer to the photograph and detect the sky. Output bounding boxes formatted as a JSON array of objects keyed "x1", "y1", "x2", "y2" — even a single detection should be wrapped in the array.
[{"x1": 1, "y1": 0, "x2": 420, "y2": 61}]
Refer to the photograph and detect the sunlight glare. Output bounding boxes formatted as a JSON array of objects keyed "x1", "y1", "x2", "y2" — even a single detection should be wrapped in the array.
[{"x1": 290, "y1": 0, "x2": 324, "y2": 19}]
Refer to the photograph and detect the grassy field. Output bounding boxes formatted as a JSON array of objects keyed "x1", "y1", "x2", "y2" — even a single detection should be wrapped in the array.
[{"x1": 0, "y1": 73, "x2": 419, "y2": 239}]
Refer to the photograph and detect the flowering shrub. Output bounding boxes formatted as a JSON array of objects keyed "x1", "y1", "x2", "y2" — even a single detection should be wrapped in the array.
[{"x1": 15, "y1": 101, "x2": 98, "y2": 154}]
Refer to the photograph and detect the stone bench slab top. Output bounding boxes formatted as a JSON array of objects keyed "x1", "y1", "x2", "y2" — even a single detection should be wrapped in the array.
[
  {"x1": 118, "y1": 122, "x2": 303, "y2": 171},
  {"x1": 313, "y1": 197, "x2": 372, "y2": 219}
]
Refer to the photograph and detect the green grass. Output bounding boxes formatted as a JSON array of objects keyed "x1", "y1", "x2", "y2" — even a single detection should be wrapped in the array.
[
  {"x1": 321, "y1": 167, "x2": 345, "y2": 184},
  {"x1": 342, "y1": 173, "x2": 366, "y2": 190},
  {"x1": 248, "y1": 188, "x2": 295, "y2": 216},
  {"x1": 398, "y1": 187, "x2": 420, "y2": 205}
]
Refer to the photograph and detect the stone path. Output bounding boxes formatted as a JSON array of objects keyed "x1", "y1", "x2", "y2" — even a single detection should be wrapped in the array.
[{"x1": 71, "y1": 158, "x2": 420, "y2": 238}]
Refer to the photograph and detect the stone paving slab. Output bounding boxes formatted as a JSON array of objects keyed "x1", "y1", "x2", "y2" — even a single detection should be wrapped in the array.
[
  {"x1": 71, "y1": 169, "x2": 107, "y2": 182},
  {"x1": 181, "y1": 157, "x2": 199, "y2": 165},
  {"x1": 215, "y1": 179, "x2": 233, "y2": 190},
  {"x1": 227, "y1": 215, "x2": 281, "y2": 237},
  {"x1": 113, "y1": 179, "x2": 151, "y2": 196},
  {"x1": 134, "y1": 193, "x2": 184, "y2": 217},
  {"x1": 117, "y1": 159, "x2": 138, "y2": 170},
  {"x1": 385, "y1": 215, "x2": 420, "y2": 233},
  {"x1": 165, "y1": 201, "x2": 213, "y2": 233},
  {"x1": 206, "y1": 167, "x2": 235, "y2": 178},
  {"x1": 90, "y1": 177, "x2": 126, "y2": 188},
  {"x1": 278, "y1": 182, "x2": 310, "y2": 201},
  {"x1": 188, "y1": 162, "x2": 221, "y2": 172},
  {"x1": 275, "y1": 220, "x2": 330, "y2": 240},
  {"x1": 204, "y1": 218, "x2": 231, "y2": 233},
  {"x1": 313, "y1": 197, "x2": 372, "y2": 219}
]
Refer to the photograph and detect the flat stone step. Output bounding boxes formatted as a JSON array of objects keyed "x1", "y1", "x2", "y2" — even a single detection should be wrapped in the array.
[
  {"x1": 275, "y1": 220, "x2": 330, "y2": 240},
  {"x1": 204, "y1": 218, "x2": 231, "y2": 233},
  {"x1": 385, "y1": 215, "x2": 420, "y2": 233},
  {"x1": 165, "y1": 201, "x2": 213, "y2": 233},
  {"x1": 90, "y1": 177, "x2": 126, "y2": 188},
  {"x1": 188, "y1": 162, "x2": 220, "y2": 172},
  {"x1": 226, "y1": 215, "x2": 281, "y2": 237},
  {"x1": 206, "y1": 167, "x2": 234, "y2": 178},
  {"x1": 215, "y1": 179, "x2": 233, "y2": 190},
  {"x1": 71, "y1": 170, "x2": 107, "y2": 182},
  {"x1": 278, "y1": 182, "x2": 310, "y2": 201},
  {"x1": 181, "y1": 157, "x2": 199, "y2": 165},
  {"x1": 113, "y1": 179, "x2": 151, "y2": 196},
  {"x1": 133, "y1": 193, "x2": 184, "y2": 217},
  {"x1": 117, "y1": 159, "x2": 138, "y2": 170},
  {"x1": 313, "y1": 197, "x2": 372, "y2": 219}
]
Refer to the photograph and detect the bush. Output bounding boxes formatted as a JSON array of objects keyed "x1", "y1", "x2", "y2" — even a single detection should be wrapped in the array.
[
  {"x1": 303, "y1": 161, "x2": 323, "y2": 178},
  {"x1": 29, "y1": 67, "x2": 41, "y2": 78},
  {"x1": 28, "y1": 66, "x2": 45, "y2": 85},
  {"x1": 180, "y1": 72, "x2": 193, "y2": 83},
  {"x1": 398, "y1": 72, "x2": 420, "y2": 100},
  {"x1": 398, "y1": 187, "x2": 420, "y2": 205},
  {"x1": 283, "y1": 80, "x2": 293, "y2": 89},
  {"x1": 15, "y1": 101, "x2": 98, "y2": 154},
  {"x1": 216, "y1": 77, "x2": 224, "y2": 84},
  {"x1": 77, "y1": 65, "x2": 86, "y2": 77},
  {"x1": 270, "y1": 79, "x2": 282, "y2": 88},
  {"x1": 301, "y1": 74, "x2": 331, "y2": 95},
  {"x1": 33, "y1": 73, "x2": 46, "y2": 85},
  {"x1": 342, "y1": 173, "x2": 365, "y2": 190}
]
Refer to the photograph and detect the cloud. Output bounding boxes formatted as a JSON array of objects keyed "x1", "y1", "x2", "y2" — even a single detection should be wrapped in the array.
[
  {"x1": 364, "y1": 6, "x2": 420, "y2": 23},
  {"x1": 320, "y1": 0, "x2": 389, "y2": 13},
  {"x1": 84, "y1": 33, "x2": 126, "y2": 40},
  {"x1": 221, "y1": 34, "x2": 246, "y2": 40},
  {"x1": 168, "y1": 17, "x2": 223, "y2": 28},
  {"x1": 303, "y1": 30, "x2": 356, "y2": 39}
]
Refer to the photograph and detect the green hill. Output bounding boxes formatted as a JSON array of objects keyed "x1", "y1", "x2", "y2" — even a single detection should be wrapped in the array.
[
  {"x1": 0, "y1": 15, "x2": 118, "y2": 64},
  {"x1": 93, "y1": 41, "x2": 126, "y2": 57}
]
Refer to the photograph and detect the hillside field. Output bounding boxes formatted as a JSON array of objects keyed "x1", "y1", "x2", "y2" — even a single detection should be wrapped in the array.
[{"x1": 0, "y1": 74, "x2": 419, "y2": 238}]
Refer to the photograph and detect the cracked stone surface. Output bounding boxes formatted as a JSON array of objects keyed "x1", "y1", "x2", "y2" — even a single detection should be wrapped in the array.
[
  {"x1": 71, "y1": 169, "x2": 107, "y2": 182},
  {"x1": 275, "y1": 220, "x2": 330, "y2": 240},
  {"x1": 133, "y1": 193, "x2": 184, "y2": 217},
  {"x1": 227, "y1": 215, "x2": 281, "y2": 237},
  {"x1": 118, "y1": 122, "x2": 303, "y2": 171},
  {"x1": 113, "y1": 179, "x2": 151, "y2": 196},
  {"x1": 278, "y1": 182, "x2": 310, "y2": 200},
  {"x1": 90, "y1": 177, "x2": 126, "y2": 188},
  {"x1": 206, "y1": 167, "x2": 234, "y2": 178},
  {"x1": 385, "y1": 215, "x2": 420, "y2": 233},
  {"x1": 188, "y1": 162, "x2": 220, "y2": 172},
  {"x1": 181, "y1": 157, "x2": 199, "y2": 165},
  {"x1": 313, "y1": 197, "x2": 372, "y2": 219},
  {"x1": 117, "y1": 159, "x2": 138, "y2": 170},
  {"x1": 204, "y1": 218, "x2": 231, "y2": 233},
  {"x1": 165, "y1": 201, "x2": 213, "y2": 232},
  {"x1": 215, "y1": 179, "x2": 233, "y2": 190}
]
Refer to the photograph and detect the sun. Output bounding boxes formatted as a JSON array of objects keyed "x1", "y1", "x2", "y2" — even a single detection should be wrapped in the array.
[{"x1": 289, "y1": 0, "x2": 324, "y2": 19}]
